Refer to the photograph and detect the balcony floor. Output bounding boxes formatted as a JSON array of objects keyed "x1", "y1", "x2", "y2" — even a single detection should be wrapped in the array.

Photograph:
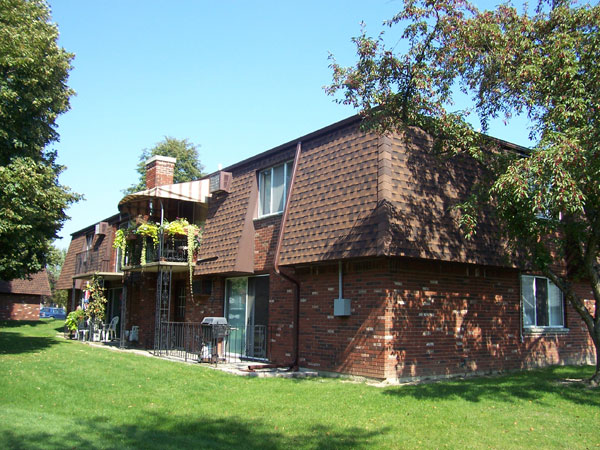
[
  {"x1": 121, "y1": 261, "x2": 190, "y2": 273},
  {"x1": 73, "y1": 271, "x2": 123, "y2": 280}
]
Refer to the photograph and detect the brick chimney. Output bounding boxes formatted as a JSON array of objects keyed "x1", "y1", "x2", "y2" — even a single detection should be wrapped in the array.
[{"x1": 145, "y1": 155, "x2": 176, "y2": 189}]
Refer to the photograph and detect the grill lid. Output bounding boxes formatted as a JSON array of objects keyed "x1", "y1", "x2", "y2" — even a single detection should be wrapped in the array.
[{"x1": 201, "y1": 316, "x2": 228, "y2": 325}]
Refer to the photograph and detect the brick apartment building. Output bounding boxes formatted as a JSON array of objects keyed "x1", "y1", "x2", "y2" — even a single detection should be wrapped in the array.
[
  {"x1": 57, "y1": 115, "x2": 595, "y2": 381},
  {"x1": 0, "y1": 270, "x2": 50, "y2": 320}
]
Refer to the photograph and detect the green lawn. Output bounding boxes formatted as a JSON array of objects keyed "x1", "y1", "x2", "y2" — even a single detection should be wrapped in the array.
[{"x1": 0, "y1": 320, "x2": 598, "y2": 449}]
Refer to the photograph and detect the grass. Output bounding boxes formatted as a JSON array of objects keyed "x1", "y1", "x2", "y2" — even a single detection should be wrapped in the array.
[{"x1": 0, "y1": 320, "x2": 598, "y2": 450}]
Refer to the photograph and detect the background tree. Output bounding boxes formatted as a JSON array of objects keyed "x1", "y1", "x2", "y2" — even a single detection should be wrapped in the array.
[
  {"x1": 0, "y1": 0, "x2": 80, "y2": 280},
  {"x1": 327, "y1": 0, "x2": 600, "y2": 384},
  {"x1": 45, "y1": 244, "x2": 67, "y2": 307},
  {"x1": 122, "y1": 137, "x2": 204, "y2": 194}
]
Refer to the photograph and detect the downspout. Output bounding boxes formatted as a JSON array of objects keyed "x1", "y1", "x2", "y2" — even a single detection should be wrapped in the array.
[
  {"x1": 338, "y1": 261, "x2": 343, "y2": 300},
  {"x1": 274, "y1": 141, "x2": 302, "y2": 371}
]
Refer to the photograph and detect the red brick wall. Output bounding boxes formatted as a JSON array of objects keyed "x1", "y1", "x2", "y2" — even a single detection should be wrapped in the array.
[
  {"x1": 254, "y1": 215, "x2": 281, "y2": 273},
  {"x1": 122, "y1": 253, "x2": 595, "y2": 381},
  {"x1": 0, "y1": 294, "x2": 41, "y2": 320},
  {"x1": 294, "y1": 262, "x2": 390, "y2": 378},
  {"x1": 126, "y1": 273, "x2": 158, "y2": 348},
  {"x1": 267, "y1": 270, "x2": 296, "y2": 364},
  {"x1": 186, "y1": 277, "x2": 225, "y2": 322},
  {"x1": 288, "y1": 259, "x2": 594, "y2": 380},
  {"x1": 385, "y1": 259, "x2": 594, "y2": 380}
]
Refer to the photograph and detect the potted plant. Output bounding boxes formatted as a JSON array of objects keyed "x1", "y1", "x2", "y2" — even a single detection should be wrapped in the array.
[
  {"x1": 135, "y1": 222, "x2": 159, "y2": 266},
  {"x1": 65, "y1": 308, "x2": 85, "y2": 339}
]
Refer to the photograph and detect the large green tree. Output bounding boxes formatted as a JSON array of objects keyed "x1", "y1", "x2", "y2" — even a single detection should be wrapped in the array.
[
  {"x1": 327, "y1": 0, "x2": 600, "y2": 384},
  {"x1": 0, "y1": 0, "x2": 80, "y2": 281},
  {"x1": 122, "y1": 137, "x2": 204, "y2": 195}
]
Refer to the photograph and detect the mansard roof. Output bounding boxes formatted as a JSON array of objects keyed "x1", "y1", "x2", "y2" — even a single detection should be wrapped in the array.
[{"x1": 197, "y1": 115, "x2": 516, "y2": 274}]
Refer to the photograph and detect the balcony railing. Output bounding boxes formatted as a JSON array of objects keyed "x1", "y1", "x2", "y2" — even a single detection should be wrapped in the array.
[
  {"x1": 75, "y1": 250, "x2": 111, "y2": 275},
  {"x1": 123, "y1": 236, "x2": 188, "y2": 268},
  {"x1": 154, "y1": 322, "x2": 273, "y2": 363}
]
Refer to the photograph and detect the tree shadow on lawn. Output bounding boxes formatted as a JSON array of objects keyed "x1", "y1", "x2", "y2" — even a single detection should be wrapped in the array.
[
  {"x1": 0, "y1": 330, "x2": 59, "y2": 355},
  {"x1": 382, "y1": 366, "x2": 599, "y2": 407},
  {"x1": 1, "y1": 412, "x2": 386, "y2": 450},
  {"x1": 0, "y1": 320, "x2": 46, "y2": 328}
]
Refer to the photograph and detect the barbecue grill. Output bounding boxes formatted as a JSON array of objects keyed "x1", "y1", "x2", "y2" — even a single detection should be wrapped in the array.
[{"x1": 199, "y1": 317, "x2": 230, "y2": 363}]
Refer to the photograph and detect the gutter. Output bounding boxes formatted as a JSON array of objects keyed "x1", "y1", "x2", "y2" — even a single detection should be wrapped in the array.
[{"x1": 274, "y1": 141, "x2": 302, "y2": 371}]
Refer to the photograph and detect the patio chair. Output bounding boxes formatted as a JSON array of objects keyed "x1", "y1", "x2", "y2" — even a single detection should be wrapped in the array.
[
  {"x1": 92, "y1": 320, "x2": 103, "y2": 342},
  {"x1": 75, "y1": 319, "x2": 89, "y2": 341},
  {"x1": 105, "y1": 316, "x2": 119, "y2": 341},
  {"x1": 129, "y1": 325, "x2": 139, "y2": 342}
]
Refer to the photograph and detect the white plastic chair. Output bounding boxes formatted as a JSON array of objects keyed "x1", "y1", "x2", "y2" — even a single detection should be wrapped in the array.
[
  {"x1": 76, "y1": 319, "x2": 89, "y2": 341},
  {"x1": 129, "y1": 325, "x2": 139, "y2": 342},
  {"x1": 92, "y1": 320, "x2": 103, "y2": 342},
  {"x1": 105, "y1": 316, "x2": 119, "y2": 341}
]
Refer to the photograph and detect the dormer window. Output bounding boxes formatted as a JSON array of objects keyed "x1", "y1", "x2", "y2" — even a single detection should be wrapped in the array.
[{"x1": 258, "y1": 161, "x2": 293, "y2": 217}]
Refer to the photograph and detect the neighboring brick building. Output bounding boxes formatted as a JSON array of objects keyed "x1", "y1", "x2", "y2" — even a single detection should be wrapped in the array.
[
  {"x1": 58, "y1": 115, "x2": 595, "y2": 381},
  {"x1": 0, "y1": 270, "x2": 51, "y2": 320}
]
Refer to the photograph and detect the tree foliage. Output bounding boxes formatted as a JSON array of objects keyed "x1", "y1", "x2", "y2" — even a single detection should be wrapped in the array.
[
  {"x1": 0, "y1": 0, "x2": 80, "y2": 280},
  {"x1": 45, "y1": 244, "x2": 67, "y2": 307},
  {"x1": 327, "y1": 0, "x2": 600, "y2": 383},
  {"x1": 122, "y1": 137, "x2": 204, "y2": 194}
]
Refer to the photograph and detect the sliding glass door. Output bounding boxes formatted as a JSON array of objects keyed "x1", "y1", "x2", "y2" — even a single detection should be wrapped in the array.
[{"x1": 225, "y1": 276, "x2": 269, "y2": 359}]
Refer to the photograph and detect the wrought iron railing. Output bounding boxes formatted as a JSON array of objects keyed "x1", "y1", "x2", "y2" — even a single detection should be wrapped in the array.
[
  {"x1": 123, "y1": 236, "x2": 188, "y2": 268},
  {"x1": 154, "y1": 322, "x2": 272, "y2": 363},
  {"x1": 75, "y1": 250, "x2": 111, "y2": 275}
]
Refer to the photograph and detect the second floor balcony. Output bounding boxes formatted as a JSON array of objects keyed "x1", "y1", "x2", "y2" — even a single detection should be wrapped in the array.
[
  {"x1": 115, "y1": 218, "x2": 202, "y2": 272},
  {"x1": 123, "y1": 235, "x2": 190, "y2": 269},
  {"x1": 75, "y1": 250, "x2": 112, "y2": 275}
]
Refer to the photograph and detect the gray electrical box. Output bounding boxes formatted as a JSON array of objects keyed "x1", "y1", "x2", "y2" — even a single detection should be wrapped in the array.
[{"x1": 334, "y1": 298, "x2": 351, "y2": 316}]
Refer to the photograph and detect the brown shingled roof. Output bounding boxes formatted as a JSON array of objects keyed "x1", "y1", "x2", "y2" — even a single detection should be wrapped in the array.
[
  {"x1": 0, "y1": 270, "x2": 51, "y2": 296},
  {"x1": 197, "y1": 146, "x2": 297, "y2": 275},
  {"x1": 197, "y1": 115, "x2": 514, "y2": 272},
  {"x1": 278, "y1": 121, "x2": 381, "y2": 265},
  {"x1": 380, "y1": 129, "x2": 510, "y2": 267},
  {"x1": 56, "y1": 234, "x2": 86, "y2": 290},
  {"x1": 57, "y1": 215, "x2": 121, "y2": 290},
  {"x1": 278, "y1": 121, "x2": 512, "y2": 268}
]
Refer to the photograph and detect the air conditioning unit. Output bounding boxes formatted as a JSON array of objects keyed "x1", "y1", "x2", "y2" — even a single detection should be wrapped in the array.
[
  {"x1": 209, "y1": 171, "x2": 232, "y2": 194},
  {"x1": 95, "y1": 222, "x2": 109, "y2": 235}
]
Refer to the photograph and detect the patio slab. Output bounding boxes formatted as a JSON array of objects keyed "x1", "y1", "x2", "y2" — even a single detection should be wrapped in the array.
[{"x1": 72, "y1": 338, "x2": 319, "y2": 378}]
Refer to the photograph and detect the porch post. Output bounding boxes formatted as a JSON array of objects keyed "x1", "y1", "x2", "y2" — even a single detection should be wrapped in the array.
[
  {"x1": 70, "y1": 279, "x2": 77, "y2": 312},
  {"x1": 120, "y1": 284, "x2": 127, "y2": 349}
]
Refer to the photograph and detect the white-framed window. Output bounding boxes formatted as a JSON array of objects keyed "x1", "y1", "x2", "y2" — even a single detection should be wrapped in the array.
[
  {"x1": 258, "y1": 160, "x2": 293, "y2": 217},
  {"x1": 521, "y1": 275, "x2": 564, "y2": 328}
]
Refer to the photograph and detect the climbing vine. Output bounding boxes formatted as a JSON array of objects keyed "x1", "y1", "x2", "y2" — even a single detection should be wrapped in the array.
[
  {"x1": 113, "y1": 229, "x2": 127, "y2": 268},
  {"x1": 84, "y1": 275, "x2": 107, "y2": 323}
]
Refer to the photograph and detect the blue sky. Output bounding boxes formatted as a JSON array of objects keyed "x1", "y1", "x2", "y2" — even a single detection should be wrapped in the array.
[{"x1": 49, "y1": 0, "x2": 531, "y2": 249}]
